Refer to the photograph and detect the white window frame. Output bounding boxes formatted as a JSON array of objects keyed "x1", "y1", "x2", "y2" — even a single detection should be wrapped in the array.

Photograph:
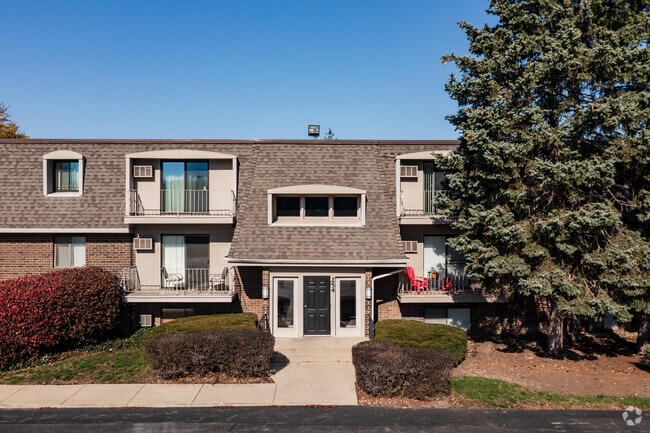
[
  {"x1": 269, "y1": 194, "x2": 365, "y2": 226},
  {"x1": 43, "y1": 150, "x2": 84, "y2": 197},
  {"x1": 54, "y1": 235, "x2": 86, "y2": 268}
]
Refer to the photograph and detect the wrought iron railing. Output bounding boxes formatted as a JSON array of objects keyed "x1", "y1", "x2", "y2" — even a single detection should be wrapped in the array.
[
  {"x1": 119, "y1": 266, "x2": 234, "y2": 295},
  {"x1": 400, "y1": 189, "x2": 452, "y2": 217},
  {"x1": 398, "y1": 266, "x2": 471, "y2": 296},
  {"x1": 125, "y1": 189, "x2": 236, "y2": 217}
]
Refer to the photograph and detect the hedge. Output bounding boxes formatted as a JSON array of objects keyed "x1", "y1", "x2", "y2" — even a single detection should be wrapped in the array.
[
  {"x1": 146, "y1": 313, "x2": 258, "y2": 339},
  {"x1": 144, "y1": 329, "x2": 274, "y2": 379},
  {"x1": 352, "y1": 341, "x2": 453, "y2": 399},
  {"x1": 0, "y1": 267, "x2": 122, "y2": 370},
  {"x1": 374, "y1": 320, "x2": 468, "y2": 365}
]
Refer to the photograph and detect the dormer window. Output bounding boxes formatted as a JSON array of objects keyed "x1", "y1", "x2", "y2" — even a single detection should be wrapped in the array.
[
  {"x1": 268, "y1": 185, "x2": 366, "y2": 226},
  {"x1": 43, "y1": 150, "x2": 84, "y2": 197}
]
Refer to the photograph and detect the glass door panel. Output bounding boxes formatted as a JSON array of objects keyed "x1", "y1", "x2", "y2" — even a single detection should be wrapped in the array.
[
  {"x1": 339, "y1": 280, "x2": 357, "y2": 328},
  {"x1": 424, "y1": 235, "x2": 446, "y2": 279},
  {"x1": 185, "y1": 235, "x2": 209, "y2": 290},
  {"x1": 162, "y1": 162, "x2": 185, "y2": 213},
  {"x1": 186, "y1": 161, "x2": 208, "y2": 213},
  {"x1": 277, "y1": 280, "x2": 295, "y2": 328},
  {"x1": 162, "y1": 235, "x2": 185, "y2": 288}
]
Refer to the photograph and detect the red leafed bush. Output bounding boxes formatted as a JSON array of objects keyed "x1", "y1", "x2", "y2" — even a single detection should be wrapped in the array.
[{"x1": 0, "y1": 267, "x2": 122, "y2": 369}]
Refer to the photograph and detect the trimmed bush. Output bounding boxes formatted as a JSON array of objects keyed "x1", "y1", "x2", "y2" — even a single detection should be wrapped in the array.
[
  {"x1": 375, "y1": 319, "x2": 468, "y2": 365},
  {"x1": 146, "y1": 313, "x2": 258, "y2": 339},
  {"x1": 0, "y1": 267, "x2": 122, "y2": 369},
  {"x1": 144, "y1": 329, "x2": 274, "y2": 378},
  {"x1": 352, "y1": 341, "x2": 453, "y2": 399}
]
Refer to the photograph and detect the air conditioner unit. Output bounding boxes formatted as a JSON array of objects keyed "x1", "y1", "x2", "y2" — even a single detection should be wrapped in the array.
[
  {"x1": 133, "y1": 237, "x2": 153, "y2": 250},
  {"x1": 133, "y1": 165, "x2": 153, "y2": 178},
  {"x1": 403, "y1": 240, "x2": 418, "y2": 253},
  {"x1": 135, "y1": 314, "x2": 153, "y2": 328},
  {"x1": 400, "y1": 165, "x2": 418, "y2": 178}
]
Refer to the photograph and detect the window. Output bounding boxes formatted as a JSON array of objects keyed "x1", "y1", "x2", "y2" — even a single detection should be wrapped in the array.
[
  {"x1": 54, "y1": 161, "x2": 79, "y2": 192},
  {"x1": 424, "y1": 308, "x2": 471, "y2": 330},
  {"x1": 272, "y1": 195, "x2": 362, "y2": 224},
  {"x1": 276, "y1": 196, "x2": 300, "y2": 217},
  {"x1": 305, "y1": 196, "x2": 329, "y2": 217},
  {"x1": 43, "y1": 151, "x2": 84, "y2": 196},
  {"x1": 277, "y1": 280, "x2": 294, "y2": 328},
  {"x1": 54, "y1": 236, "x2": 86, "y2": 267},
  {"x1": 334, "y1": 196, "x2": 358, "y2": 217},
  {"x1": 339, "y1": 280, "x2": 357, "y2": 328},
  {"x1": 161, "y1": 235, "x2": 210, "y2": 290}
]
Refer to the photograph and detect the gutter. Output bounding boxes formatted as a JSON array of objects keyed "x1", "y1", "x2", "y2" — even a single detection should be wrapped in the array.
[{"x1": 225, "y1": 258, "x2": 409, "y2": 267}]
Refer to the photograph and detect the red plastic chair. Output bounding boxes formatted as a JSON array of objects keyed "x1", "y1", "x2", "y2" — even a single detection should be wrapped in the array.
[
  {"x1": 405, "y1": 267, "x2": 428, "y2": 294},
  {"x1": 441, "y1": 277, "x2": 454, "y2": 292}
]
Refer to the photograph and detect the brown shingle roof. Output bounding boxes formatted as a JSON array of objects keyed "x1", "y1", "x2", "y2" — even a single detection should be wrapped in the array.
[{"x1": 227, "y1": 143, "x2": 405, "y2": 262}]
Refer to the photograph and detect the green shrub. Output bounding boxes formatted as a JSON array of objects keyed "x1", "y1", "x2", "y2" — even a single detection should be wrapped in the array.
[
  {"x1": 146, "y1": 313, "x2": 258, "y2": 339},
  {"x1": 144, "y1": 329, "x2": 274, "y2": 379},
  {"x1": 374, "y1": 319, "x2": 468, "y2": 365},
  {"x1": 643, "y1": 345, "x2": 650, "y2": 369},
  {"x1": 352, "y1": 341, "x2": 453, "y2": 399}
]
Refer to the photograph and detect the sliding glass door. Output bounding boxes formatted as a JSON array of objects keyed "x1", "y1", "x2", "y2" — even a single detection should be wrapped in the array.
[
  {"x1": 162, "y1": 161, "x2": 209, "y2": 214},
  {"x1": 161, "y1": 235, "x2": 210, "y2": 290}
]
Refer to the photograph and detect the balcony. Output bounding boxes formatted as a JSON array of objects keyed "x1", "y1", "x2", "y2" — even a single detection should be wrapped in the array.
[
  {"x1": 119, "y1": 266, "x2": 236, "y2": 303},
  {"x1": 123, "y1": 189, "x2": 236, "y2": 224},
  {"x1": 399, "y1": 190, "x2": 454, "y2": 224},
  {"x1": 397, "y1": 269, "x2": 494, "y2": 303}
]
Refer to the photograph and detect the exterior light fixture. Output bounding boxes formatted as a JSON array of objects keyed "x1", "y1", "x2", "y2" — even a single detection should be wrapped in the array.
[
  {"x1": 365, "y1": 286, "x2": 372, "y2": 300},
  {"x1": 308, "y1": 124, "x2": 320, "y2": 137},
  {"x1": 262, "y1": 285, "x2": 269, "y2": 299}
]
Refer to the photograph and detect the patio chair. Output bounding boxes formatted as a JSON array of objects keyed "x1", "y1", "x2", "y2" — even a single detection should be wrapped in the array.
[
  {"x1": 161, "y1": 267, "x2": 183, "y2": 288},
  {"x1": 209, "y1": 267, "x2": 229, "y2": 291},
  {"x1": 405, "y1": 266, "x2": 428, "y2": 294},
  {"x1": 441, "y1": 277, "x2": 454, "y2": 292}
]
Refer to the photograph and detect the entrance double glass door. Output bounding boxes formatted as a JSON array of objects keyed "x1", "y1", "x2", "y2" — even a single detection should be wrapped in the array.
[{"x1": 273, "y1": 275, "x2": 361, "y2": 337}]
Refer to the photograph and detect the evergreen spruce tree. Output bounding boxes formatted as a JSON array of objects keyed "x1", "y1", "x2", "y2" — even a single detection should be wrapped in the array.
[{"x1": 437, "y1": 0, "x2": 649, "y2": 356}]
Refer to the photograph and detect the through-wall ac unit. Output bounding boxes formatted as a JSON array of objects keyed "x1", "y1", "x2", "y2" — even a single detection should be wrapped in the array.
[
  {"x1": 403, "y1": 240, "x2": 418, "y2": 253},
  {"x1": 133, "y1": 165, "x2": 153, "y2": 178},
  {"x1": 400, "y1": 165, "x2": 418, "y2": 178},
  {"x1": 133, "y1": 237, "x2": 153, "y2": 250},
  {"x1": 135, "y1": 314, "x2": 153, "y2": 328}
]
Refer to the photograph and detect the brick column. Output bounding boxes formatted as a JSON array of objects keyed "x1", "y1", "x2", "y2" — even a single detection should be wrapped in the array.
[{"x1": 365, "y1": 269, "x2": 373, "y2": 337}]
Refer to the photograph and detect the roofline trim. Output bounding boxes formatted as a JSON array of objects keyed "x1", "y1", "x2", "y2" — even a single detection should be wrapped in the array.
[
  {"x1": 126, "y1": 149, "x2": 237, "y2": 159},
  {"x1": 225, "y1": 258, "x2": 409, "y2": 267},
  {"x1": 0, "y1": 228, "x2": 130, "y2": 234},
  {"x1": 396, "y1": 150, "x2": 454, "y2": 160},
  {"x1": 267, "y1": 184, "x2": 366, "y2": 195},
  {"x1": 42, "y1": 150, "x2": 84, "y2": 160},
  {"x1": 0, "y1": 138, "x2": 461, "y2": 145}
]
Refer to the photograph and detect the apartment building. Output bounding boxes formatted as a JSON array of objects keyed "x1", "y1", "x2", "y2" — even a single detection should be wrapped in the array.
[{"x1": 0, "y1": 139, "x2": 545, "y2": 336}]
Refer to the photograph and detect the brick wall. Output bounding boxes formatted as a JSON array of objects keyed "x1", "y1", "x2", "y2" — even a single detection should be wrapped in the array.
[
  {"x1": 234, "y1": 266, "x2": 269, "y2": 324},
  {"x1": 0, "y1": 234, "x2": 54, "y2": 279},
  {"x1": 0, "y1": 233, "x2": 132, "y2": 280}
]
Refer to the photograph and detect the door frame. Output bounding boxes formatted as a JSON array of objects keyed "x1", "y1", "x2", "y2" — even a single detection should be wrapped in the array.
[{"x1": 269, "y1": 267, "x2": 366, "y2": 337}]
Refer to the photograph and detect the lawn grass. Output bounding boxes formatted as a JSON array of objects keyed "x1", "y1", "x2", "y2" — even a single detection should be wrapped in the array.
[
  {"x1": 0, "y1": 329, "x2": 150, "y2": 384},
  {"x1": 452, "y1": 376, "x2": 650, "y2": 410}
]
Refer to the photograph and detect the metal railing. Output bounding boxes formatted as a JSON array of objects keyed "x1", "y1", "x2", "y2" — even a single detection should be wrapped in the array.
[
  {"x1": 119, "y1": 266, "x2": 234, "y2": 295},
  {"x1": 125, "y1": 189, "x2": 236, "y2": 217},
  {"x1": 398, "y1": 266, "x2": 470, "y2": 296},
  {"x1": 400, "y1": 190, "x2": 452, "y2": 217}
]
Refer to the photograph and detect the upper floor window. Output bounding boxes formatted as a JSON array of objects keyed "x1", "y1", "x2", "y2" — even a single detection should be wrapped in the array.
[
  {"x1": 54, "y1": 161, "x2": 79, "y2": 192},
  {"x1": 43, "y1": 150, "x2": 84, "y2": 197},
  {"x1": 268, "y1": 185, "x2": 366, "y2": 226}
]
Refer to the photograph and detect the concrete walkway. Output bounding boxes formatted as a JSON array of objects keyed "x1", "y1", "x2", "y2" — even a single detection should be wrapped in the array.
[{"x1": 0, "y1": 337, "x2": 364, "y2": 408}]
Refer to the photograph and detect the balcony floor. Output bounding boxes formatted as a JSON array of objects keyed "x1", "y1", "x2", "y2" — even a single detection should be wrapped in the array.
[
  {"x1": 123, "y1": 290, "x2": 234, "y2": 303},
  {"x1": 397, "y1": 290, "x2": 503, "y2": 303}
]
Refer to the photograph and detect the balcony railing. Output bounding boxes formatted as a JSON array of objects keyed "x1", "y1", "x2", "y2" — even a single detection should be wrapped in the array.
[
  {"x1": 124, "y1": 189, "x2": 236, "y2": 217},
  {"x1": 119, "y1": 266, "x2": 235, "y2": 295},
  {"x1": 398, "y1": 266, "x2": 471, "y2": 296},
  {"x1": 400, "y1": 189, "x2": 452, "y2": 218}
]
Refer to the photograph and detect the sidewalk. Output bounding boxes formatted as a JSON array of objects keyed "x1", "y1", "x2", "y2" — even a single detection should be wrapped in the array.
[{"x1": 0, "y1": 337, "x2": 364, "y2": 408}]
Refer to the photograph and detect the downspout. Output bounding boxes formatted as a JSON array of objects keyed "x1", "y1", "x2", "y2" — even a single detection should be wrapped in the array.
[{"x1": 370, "y1": 268, "x2": 406, "y2": 334}]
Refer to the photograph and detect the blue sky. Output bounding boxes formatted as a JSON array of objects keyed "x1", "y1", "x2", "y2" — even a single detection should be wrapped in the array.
[{"x1": 2, "y1": 1, "x2": 495, "y2": 139}]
